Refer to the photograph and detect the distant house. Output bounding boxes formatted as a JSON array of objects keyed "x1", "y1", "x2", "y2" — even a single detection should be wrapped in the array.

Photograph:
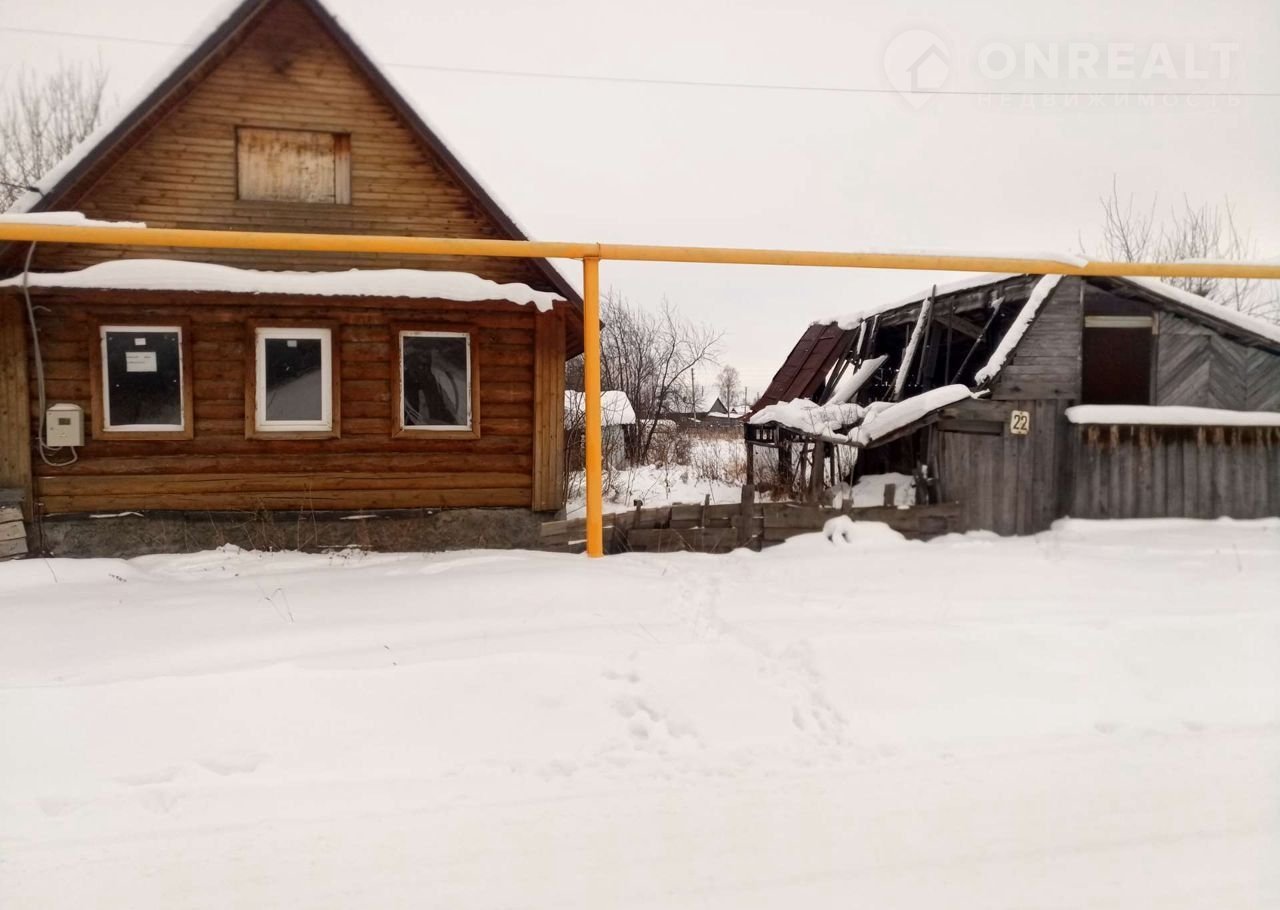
[
  {"x1": 0, "y1": 0, "x2": 582, "y2": 555},
  {"x1": 564, "y1": 390, "x2": 636, "y2": 468},
  {"x1": 702, "y1": 396, "x2": 746, "y2": 427},
  {"x1": 748, "y1": 274, "x2": 1280, "y2": 533},
  {"x1": 660, "y1": 394, "x2": 744, "y2": 426}
]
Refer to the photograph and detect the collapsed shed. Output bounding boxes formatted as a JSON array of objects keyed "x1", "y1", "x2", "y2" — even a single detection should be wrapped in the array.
[{"x1": 747, "y1": 273, "x2": 1280, "y2": 534}]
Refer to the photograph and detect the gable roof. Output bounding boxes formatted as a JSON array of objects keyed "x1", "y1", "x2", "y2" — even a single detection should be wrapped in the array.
[
  {"x1": 4, "y1": 0, "x2": 582, "y2": 314},
  {"x1": 751, "y1": 322, "x2": 853, "y2": 412},
  {"x1": 1100, "y1": 276, "x2": 1280, "y2": 350},
  {"x1": 753, "y1": 271, "x2": 1280, "y2": 414},
  {"x1": 817, "y1": 271, "x2": 1280, "y2": 351}
]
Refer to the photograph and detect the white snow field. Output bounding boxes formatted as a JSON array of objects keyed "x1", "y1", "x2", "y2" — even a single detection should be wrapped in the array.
[{"x1": 2, "y1": 519, "x2": 1278, "y2": 908}]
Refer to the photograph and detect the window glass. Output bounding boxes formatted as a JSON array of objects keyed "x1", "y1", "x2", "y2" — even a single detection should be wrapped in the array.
[
  {"x1": 102, "y1": 328, "x2": 184, "y2": 428},
  {"x1": 264, "y1": 337, "x2": 324, "y2": 422},
  {"x1": 256, "y1": 328, "x2": 332, "y2": 431},
  {"x1": 401, "y1": 333, "x2": 470, "y2": 429}
]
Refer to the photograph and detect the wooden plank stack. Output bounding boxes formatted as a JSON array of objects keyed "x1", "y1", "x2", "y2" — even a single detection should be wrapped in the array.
[{"x1": 0, "y1": 489, "x2": 27, "y2": 560}]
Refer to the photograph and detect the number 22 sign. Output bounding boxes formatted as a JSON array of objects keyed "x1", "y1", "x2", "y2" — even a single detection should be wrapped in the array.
[{"x1": 1009, "y1": 410, "x2": 1030, "y2": 435}]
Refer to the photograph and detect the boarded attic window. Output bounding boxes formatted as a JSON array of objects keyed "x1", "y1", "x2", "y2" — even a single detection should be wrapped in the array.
[{"x1": 236, "y1": 127, "x2": 351, "y2": 204}]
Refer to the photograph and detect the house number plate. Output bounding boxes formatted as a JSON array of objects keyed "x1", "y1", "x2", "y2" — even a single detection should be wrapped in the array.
[{"x1": 1009, "y1": 410, "x2": 1030, "y2": 435}]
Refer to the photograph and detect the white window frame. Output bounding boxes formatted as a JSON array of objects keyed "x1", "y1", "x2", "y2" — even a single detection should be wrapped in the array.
[
  {"x1": 398, "y1": 330, "x2": 473, "y2": 432},
  {"x1": 100, "y1": 324, "x2": 187, "y2": 432},
  {"x1": 254, "y1": 326, "x2": 333, "y2": 433}
]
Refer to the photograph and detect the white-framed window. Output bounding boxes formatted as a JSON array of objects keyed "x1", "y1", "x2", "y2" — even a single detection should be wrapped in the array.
[
  {"x1": 397, "y1": 330, "x2": 473, "y2": 432},
  {"x1": 254, "y1": 327, "x2": 334, "y2": 433},
  {"x1": 99, "y1": 324, "x2": 187, "y2": 433}
]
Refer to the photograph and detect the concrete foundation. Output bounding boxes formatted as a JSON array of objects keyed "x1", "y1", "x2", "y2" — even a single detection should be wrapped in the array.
[{"x1": 31, "y1": 507, "x2": 549, "y2": 559}]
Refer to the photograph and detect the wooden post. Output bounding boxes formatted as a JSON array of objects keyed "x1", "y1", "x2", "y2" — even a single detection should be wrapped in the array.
[
  {"x1": 809, "y1": 440, "x2": 826, "y2": 502},
  {"x1": 531, "y1": 308, "x2": 566, "y2": 511},
  {"x1": 0, "y1": 298, "x2": 32, "y2": 520},
  {"x1": 779, "y1": 441, "x2": 793, "y2": 489},
  {"x1": 737, "y1": 483, "x2": 755, "y2": 548},
  {"x1": 891, "y1": 289, "x2": 934, "y2": 401}
]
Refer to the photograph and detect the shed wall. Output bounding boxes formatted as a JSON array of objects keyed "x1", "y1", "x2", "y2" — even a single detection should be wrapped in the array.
[
  {"x1": 1155, "y1": 314, "x2": 1280, "y2": 411},
  {"x1": 932, "y1": 398, "x2": 1070, "y2": 535},
  {"x1": 988, "y1": 276, "x2": 1083, "y2": 401}
]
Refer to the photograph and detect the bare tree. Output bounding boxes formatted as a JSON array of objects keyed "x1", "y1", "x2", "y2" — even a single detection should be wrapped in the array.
[
  {"x1": 1081, "y1": 177, "x2": 1278, "y2": 322},
  {"x1": 715, "y1": 364, "x2": 742, "y2": 412},
  {"x1": 1, "y1": 60, "x2": 109, "y2": 210},
  {"x1": 568, "y1": 289, "x2": 722, "y2": 463}
]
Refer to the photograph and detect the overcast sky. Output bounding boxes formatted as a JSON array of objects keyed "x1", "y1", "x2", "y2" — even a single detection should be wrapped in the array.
[{"x1": 2, "y1": 0, "x2": 1277, "y2": 397}]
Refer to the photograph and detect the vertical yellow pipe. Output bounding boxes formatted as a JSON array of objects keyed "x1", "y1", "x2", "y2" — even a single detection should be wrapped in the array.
[{"x1": 582, "y1": 256, "x2": 604, "y2": 558}]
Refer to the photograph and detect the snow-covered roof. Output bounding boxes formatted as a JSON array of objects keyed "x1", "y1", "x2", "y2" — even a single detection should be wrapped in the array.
[
  {"x1": 973, "y1": 274, "x2": 1063, "y2": 386},
  {"x1": 0, "y1": 212, "x2": 146, "y2": 229},
  {"x1": 6, "y1": 0, "x2": 248, "y2": 215},
  {"x1": 4, "y1": 0, "x2": 581, "y2": 306},
  {"x1": 0, "y1": 260, "x2": 564, "y2": 310},
  {"x1": 748, "y1": 399, "x2": 865, "y2": 440},
  {"x1": 826, "y1": 355, "x2": 886, "y2": 405},
  {"x1": 850, "y1": 385, "x2": 972, "y2": 446},
  {"x1": 564, "y1": 390, "x2": 636, "y2": 428},
  {"x1": 817, "y1": 269, "x2": 1280, "y2": 349},
  {"x1": 819, "y1": 271, "x2": 1043, "y2": 329},
  {"x1": 750, "y1": 384, "x2": 972, "y2": 448},
  {"x1": 1065, "y1": 405, "x2": 1280, "y2": 427},
  {"x1": 1121, "y1": 276, "x2": 1280, "y2": 348}
]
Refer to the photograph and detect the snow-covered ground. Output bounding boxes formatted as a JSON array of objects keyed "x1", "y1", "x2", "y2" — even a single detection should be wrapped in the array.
[
  {"x1": 566, "y1": 461, "x2": 745, "y2": 517},
  {"x1": 2, "y1": 519, "x2": 1279, "y2": 908},
  {"x1": 565, "y1": 434, "x2": 749, "y2": 517}
]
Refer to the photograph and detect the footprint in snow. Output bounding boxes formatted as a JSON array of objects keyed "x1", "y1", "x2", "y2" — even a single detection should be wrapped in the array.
[
  {"x1": 198, "y1": 752, "x2": 265, "y2": 776},
  {"x1": 115, "y1": 765, "x2": 181, "y2": 787},
  {"x1": 38, "y1": 797, "x2": 85, "y2": 817},
  {"x1": 136, "y1": 787, "x2": 181, "y2": 814}
]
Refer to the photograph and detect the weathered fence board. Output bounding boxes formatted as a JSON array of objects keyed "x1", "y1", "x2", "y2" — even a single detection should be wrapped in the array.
[
  {"x1": 1065, "y1": 424, "x2": 1280, "y2": 520},
  {"x1": 540, "y1": 498, "x2": 962, "y2": 554}
]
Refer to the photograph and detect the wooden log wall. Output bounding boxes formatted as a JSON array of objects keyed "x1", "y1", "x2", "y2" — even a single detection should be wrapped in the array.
[
  {"x1": 17, "y1": 288, "x2": 566, "y2": 515},
  {"x1": 1064, "y1": 424, "x2": 1280, "y2": 520}
]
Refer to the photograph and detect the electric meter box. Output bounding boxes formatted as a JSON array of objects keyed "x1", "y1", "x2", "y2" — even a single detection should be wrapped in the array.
[{"x1": 46, "y1": 403, "x2": 84, "y2": 447}]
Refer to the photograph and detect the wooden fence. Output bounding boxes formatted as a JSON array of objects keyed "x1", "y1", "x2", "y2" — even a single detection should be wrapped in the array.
[
  {"x1": 1065, "y1": 424, "x2": 1280, "y2": 520},
  {"x1": 540, "y1": 498, "x2": 962, "y2": 554}
]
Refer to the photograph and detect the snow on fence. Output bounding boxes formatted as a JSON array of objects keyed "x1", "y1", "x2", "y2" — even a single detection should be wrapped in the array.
[{"x1": 540, "y1": 498, "x2": 962, "y2": 554}]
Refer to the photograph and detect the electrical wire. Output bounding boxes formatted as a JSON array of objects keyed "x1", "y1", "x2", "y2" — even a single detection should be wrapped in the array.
[
  {"x1": 2, "y1": 24, "x2": 1279, "y2": 99},
  {"x1": 22, "y1": 242, "x2": 78, "y2": 468}
]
